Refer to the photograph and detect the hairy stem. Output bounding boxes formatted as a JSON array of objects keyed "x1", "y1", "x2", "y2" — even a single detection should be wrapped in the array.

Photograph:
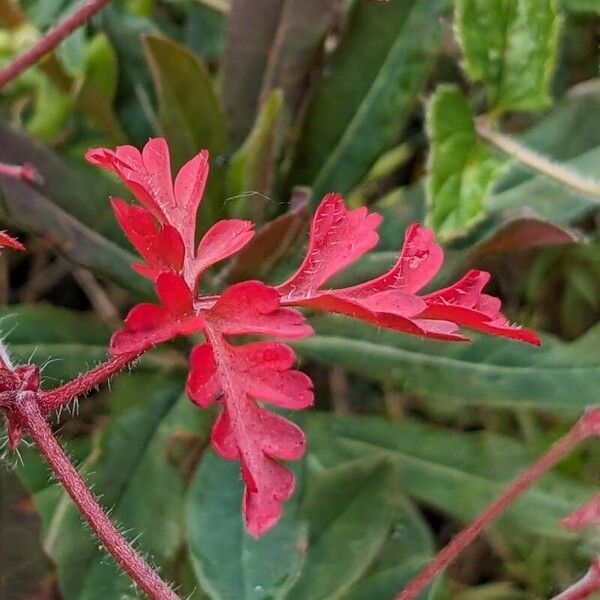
[
  {"x1": 39, "y1": 351, "x2": 141, "y2": 413},
  {"x1": 0, "y1": 0, "x2": 112, "y2": 88},
  {"x1": 17, "y1": 391, "x2": 179, "y2": 600},
  {"x1": 476, "y1": 120, "x2": 600, "y2": 200},
  {"x1": 396, "y1": 415, "x2": 596, "y2": 600}
]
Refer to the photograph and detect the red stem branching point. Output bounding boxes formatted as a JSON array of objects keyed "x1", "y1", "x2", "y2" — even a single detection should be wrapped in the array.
[
  {"x1": 15, "y1": 390, "x2": 179, "y2": 600},
  {"x1": 396, "y1": 409, "x2": 600, "y2": 600},
  {"x1": 0, "y1": 160, "x2": 42, "y2": 183},
  {"x1": 0, "y1": 0, "x2": 111, "y2": 88}
]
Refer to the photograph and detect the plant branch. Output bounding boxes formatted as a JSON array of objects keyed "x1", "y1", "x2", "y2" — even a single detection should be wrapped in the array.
[
  {"x1": 39, "y1": 351, "x2": 142, "y2": 413},
  {"x1": 0, "y1": 0, "x2": 112, "y2": 88},
  {"x1": 475, "y1": 120, "x2": 600, "y2": 200},
  {"x1": 16, "y1": 391, "x2": 179, "y2": 600},
  {"x1": 551, "y1": 560, "x2": 600, "y2": 600},
  {"x1": 0, "y1": 160, "x2": 42, "y2": 183},
  {"x1": 396, "y1": 410, "x2": 600, "y2": 600}
]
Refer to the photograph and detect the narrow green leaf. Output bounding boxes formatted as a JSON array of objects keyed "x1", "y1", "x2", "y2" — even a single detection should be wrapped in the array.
[
  {"x1": 0, "y1": 125, "x2": 151, "y2": 296},
  {"x1": 426, "y1": 85, "x2": 506, "y2": 241},
  {"x1": 143, "y1": 33, "x2": 229, "y2": 227},
  {"x1": 227, "y1": 89, "x2": 284, "y2": 215},
  {"x1": 45, "y1": 380, "x2": 210, "y2": 600},
  {"x1": 187, "y1": 450, "x2": 307, "y2": 600},
  {"x1": 288, "y1": 457, "x2": 393, "y2": 600},
  {"x1": 308, "y1": 413, "x2": 593, "y2": 538},
  {"x1": 221, "y1": 0, "x2": 337, "y2": 143},
  {"x1": 455, "y1": 0, "x2": 561, "y2": 113},
  {"x1": 289, "y1": 0, "x2": 448, "y2": 202},
  {"x1": 294, "y1": 316, "x2": 600, "y2": 411}
]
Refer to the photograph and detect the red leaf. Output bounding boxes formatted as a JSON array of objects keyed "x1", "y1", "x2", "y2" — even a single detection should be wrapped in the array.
[
  {"x1": 89, "y1": 139, "x2": 254, "y2": 290},
  {"x1": 278, "y1": 194, "x2": 538, "y2": 344},
  {"x1": 111, "y1": 273, "x2": 205, "y2": 354},
  {"x1": 278, "y1": 193, "x2": 381, "y2": 297},
  {"x1": 422, "y1": 270, "x2": 541, "y2": 345},
  {"x1": 191, "y1": 330, "x2": 308, "y2": 537},
  {"x1": 111, "y1": 199, "x2": 184, "y2": 280},
  {"x1": 190, "y1": 219, "x2": 255, "y2": 285},
  {"x1": 0, "y1": 231, "x2": 25, "y2": 251},
  {"x1": 208, "y1": 280, "x2": 313, "y2": 338}
]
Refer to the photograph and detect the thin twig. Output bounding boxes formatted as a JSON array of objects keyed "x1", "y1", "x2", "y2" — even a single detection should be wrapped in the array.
[
  {"x1": 476, "y1": 120, "x2": 600, "y2": 200},
  {"x1": 395, "y1": 410, "x2": 600, "y2": 600},
  {"x1": 72, "y1": 266, "x2": 121, "y2": 328},
  {"x1": 0, "y1": 0, "x2": 112, "y2": 88},
  {"x1": 0, "y1": 161, "x2": 42, "y2": 183},
  {"x1": 17, "y1": 391, "x2": 179, "y2": 600}
]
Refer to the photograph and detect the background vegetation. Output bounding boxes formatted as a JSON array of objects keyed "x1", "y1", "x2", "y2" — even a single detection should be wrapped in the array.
[{"x1": 0, "y1": 0, "x2": 599, "y2": 598}]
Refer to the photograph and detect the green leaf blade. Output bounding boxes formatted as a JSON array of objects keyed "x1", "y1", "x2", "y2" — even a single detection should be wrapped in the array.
[
  {"x1": 456, "y1": 0, "x2": 562, "y2": 113},
  {"x1": 426, "y1": 84, "x2": 505, "y2": 240}
]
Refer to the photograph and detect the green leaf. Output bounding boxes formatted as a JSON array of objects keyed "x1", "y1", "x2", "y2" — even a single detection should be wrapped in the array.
[
  {"x1": 426, "y1": 84, "x2": 506, "y2": 241},
  {"x1": 45, "y1": 378, "x2": 210, "y2": 600},
  {"x1": 187, "y1": 450, "x2": 306, "y2": 600},
  {"x1": 84, "y1": 32, "x2": 118, "y2": 102},
  {"x1": 287, "y1": 457, "x2": 394, "y2": 600},
  {"x1": 340, "y1": 495, "x2": 437, "y2": 600},
  {"x1": 456, "y1": 0, "x2": 561, "y2": 114},
  {"x1": 289, "y1": 0, "x2": 448, "y2": 203},
  {"x1": 143, "y1": 33, "x2": 229, "y2": 228},
  {"x1": 559, "y1": 0, "x2": 600, "y2": 12},
  {"x1": 0, "y1": 125, "x2": 151, "y2": 296},
  {"x1": 307, "y1": 413, "x2": 593, "y2": 539},
  {"x1": 222, "y1": 0, "x2": 338, "y2": 143},
  {"x1": 294, "y1": 316, "x2": 600, "y2": 412},
  {"x1": 227, "y1": 89, "x2": 284, "y2": 217},
  {"x1": 0, "y1": 304, "x2": 111, "y2": 383}
]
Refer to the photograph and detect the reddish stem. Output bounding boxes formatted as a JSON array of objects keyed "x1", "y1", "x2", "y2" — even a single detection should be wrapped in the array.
[
  {"x1": 551, "y1": 561, "x2": 600, "y2": 600},
  {"x1": 17, "y1": 391, "x2": 179, "y2": 600},
  {"x1": 39, "y1": 351, "x2": 141, "y2": 413},
  {"x1": 0, "y1": 0, "x2": 111, "y2": 88},
  {"x1": 396, "y1": 417, "x2": 595, "y2": 600},
  {"x1": 0, "y1": 161, "x2": 41, "y2": 183}
]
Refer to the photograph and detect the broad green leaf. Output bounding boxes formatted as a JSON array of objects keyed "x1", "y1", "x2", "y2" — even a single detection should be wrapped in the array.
[
  {"x1": 0, "y1": 304, "x2": 111, "y2": 383},
  {"x1": 227, "y1": 89, "x2": 284, "y2": 211},
  {"x1": 426, "y1": 85, "x2": 506, "y2": 241},
  {"x1": 187, "y1": 450, "x2": 307, "y2": 600},
  {"x1": 45, "y1": 378, "x2": 210, "y2": 600},
  {"x1": 184, "y1": 3, "x2": 226, "y2": 59},
  {"x1": 307, "y1": 413, "x2": 593, "y2": 538},
  {"x1": 340, "y1": 495, "x2": 437, "y2": 600},
  {"x1": 0, "y1": 125, "x2": 151, "y2": 296},
  {"x1": 143, "y1": 33, "x2": 229, "y2": 227},
  {"x1": 222, "y1": 0, "x2": 337, "y2": 143},
  {"x1": 455, "y1": 0, "x2": 561, "y2": 113},
  {"x1": 289, "y1": 0, "x2": 448, "y2": 203},
  {"x1": 294, "y1": 316, "x2": 600, "y2": 411},
  {"x1": 288, "y1": 457, "x2": 394, "y2": 600}
]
